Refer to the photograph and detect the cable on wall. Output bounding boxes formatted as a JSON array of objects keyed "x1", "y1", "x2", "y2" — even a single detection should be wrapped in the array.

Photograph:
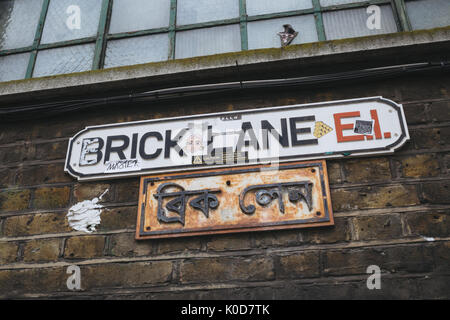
[{"x1": 0, "y1": 61, "x2": 448, "y2": 122}]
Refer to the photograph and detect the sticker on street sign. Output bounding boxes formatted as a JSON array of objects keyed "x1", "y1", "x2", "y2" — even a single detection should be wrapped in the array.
[
  {"x1": 136, "y1": 161, "x2": 333, "y2": 239},
  {"x1": 65, "y1": 96, "x2": 409, "y2": 181}
]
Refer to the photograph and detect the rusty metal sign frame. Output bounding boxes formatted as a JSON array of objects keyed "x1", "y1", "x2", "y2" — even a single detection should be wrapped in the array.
[{"x1": 136, "y1": 160, "x2": 333, "y2": 240}]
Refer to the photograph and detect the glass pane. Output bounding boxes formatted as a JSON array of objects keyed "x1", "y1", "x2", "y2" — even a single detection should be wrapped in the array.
[
  {"x1": 406, "y1": 0, "x2": 450, "y2": 30},
  {"x1": 0, "y1": 52, "x2": 30, "y2": 82},
  {"x1": 323, "y1": 5, "x2": 397, "y2": 40},
  {"x1": 33, "y1": 44, "x2": 95, "y2": 77},
  {"x1": 109, "y1": 0, "x2": 171, "y2": 34},
  {"x1": 41, "y1": 0, "x2": 102, "y2": 44},
  {"x1": 246, "y1": 0, "x2": 312, "y2": 16},
  {"x1": 177, "y1": 0, "x2": 239, "y2": 25},
  {"x1": 320, "y1": 0, "x2": 367, "y2": 6},
  {"x1": 104, "y1": 34, "x2": 169, "y2": 68},
  {"x1": 175, "y1": 24, "x2": 241, "y2": 59},
  {"x1": 248, "y1": 15, "x2": 317, "y2": 50},
  {"x1": 0, "y1": 0, "x2": 44, "y2": 50}
]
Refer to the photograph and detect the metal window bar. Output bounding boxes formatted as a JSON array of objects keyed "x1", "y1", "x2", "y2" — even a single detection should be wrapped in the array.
[
  {"x1": 168, "y1": 0, "x2": 178, "y2": 60},
  {"x1": 25, "y1": 0, "x2": 50, "y2": 78},
  {"x1": 312, "y1": 0, "x2": 326, "y2": 42},
  {"x1": 393, "y1": 0, "x2": 412, "y2": 31},
  {"x1": 0, "y1": 0, "x2": 426, "y2": 78},
  {"x1": 92, "y1": 0, "x2": 113, "y2": 70},
  {"x1": 239, "y1": 0, "x2": 248, "y2": 51}
]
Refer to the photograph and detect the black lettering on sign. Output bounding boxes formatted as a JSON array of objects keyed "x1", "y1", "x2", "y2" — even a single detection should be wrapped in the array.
[
  {"x1": 104, "y1": 135, "x2": 129, "y2": 163},
  {"x1": 261, "y1": 118, "x2": 289, "y2": 149},
  {"x1": 236, "y1": 122, "x2": 260, "y2": 152},
  {"x1": 220, "y1": 114, "x2": 242, "y2": 121},
  {"x1": 130, "y1": 133, "x2": 138, "y2": 159},
  {"x1": 139, "y1": 132, "x2": 163, "y2": 160},
  {"x1": 164, "y1": 129, "x2": 187, "y2": 159},
  {"x1": 79, "y1": 137, "x2": 104, "y2": 166},
  {"x1": 289, "y1": 116, "x2": 318, "y2": 146}
]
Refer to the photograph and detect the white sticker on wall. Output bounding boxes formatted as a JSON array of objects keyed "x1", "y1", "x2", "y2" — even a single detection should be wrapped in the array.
[{"x1": 66, "y1": 189, "x2": 108, "y2": 233}]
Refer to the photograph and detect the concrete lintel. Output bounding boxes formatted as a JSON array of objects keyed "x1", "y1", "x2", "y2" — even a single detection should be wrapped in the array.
[{"x1": 0, "y1": 27, "x2": 449, "y2": 104}]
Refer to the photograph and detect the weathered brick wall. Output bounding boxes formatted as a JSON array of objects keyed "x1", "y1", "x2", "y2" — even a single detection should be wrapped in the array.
[{"x1": 0, "y1": 72, "x2": 449, "y2": 299}]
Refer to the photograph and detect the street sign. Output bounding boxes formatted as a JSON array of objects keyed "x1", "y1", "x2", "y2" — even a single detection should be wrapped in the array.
[
  {"x1": 136, "y1": 161, "x2": 333, "y2": 239},
  {"x1": 65, "y1": 96, "x2": 409, "y2": 181}
]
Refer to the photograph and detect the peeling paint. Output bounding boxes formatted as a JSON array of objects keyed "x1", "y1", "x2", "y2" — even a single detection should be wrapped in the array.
[{"x1": 66, "y1": 189, "x2": 108, "y2": 233}]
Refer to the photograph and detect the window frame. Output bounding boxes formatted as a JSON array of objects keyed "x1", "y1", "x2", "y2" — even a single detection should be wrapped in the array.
[{"x1": 0, "y1": 0, "x2": 424, "y2": 79}]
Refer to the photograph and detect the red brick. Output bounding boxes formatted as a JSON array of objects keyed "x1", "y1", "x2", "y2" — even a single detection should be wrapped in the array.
[
  {"x1": 343, "y1": 158, "x2": 391, "y2": 183},
  {"x1": 81, "y1": 261, "x2": 173, "y2": 289},
  {"x1": 206, "y1": 233, "x2": 252, "y2": 251},
  {"x1": 0, "y1": 189, "x2": 31, "y2": 212},
  {"x1": 109, "y1": 233, "x2": 154, "y2": 257},
  {"x1": 277, "y1": 251, "x2": 320, "y2": 279},
  {"x1": 331, "y1": 185, "x2": 420, "y2": 211},
  {"x1": 97, "y1": 206, "x2": 137, "y2": 231},
  {"x1": 326, "y1": 160, "x2": 342, "y2": 184},
  {"x1": 412, "y1": 127, "x2": 450, "y2": 149},
  {"x1": 403, "y1": 102, "x2": 428, "y2": 124},
  {"x1": 23, "y1": 239, "x2": 61, "y2": 263},
  {"x1": 445, "y1": 153, "x2": 450, "y2": 173},
  {"x1": 352, "y1": 214, "x2": 403, "y2": 241},
  {"x1": 396, "y1": 154, "x2": 440, "y2": 178},
  {"x1": 115, "y1": 179, "x2": 140, "y2": 203},
  {"x1": 253, "y1": 229, "x2": 301, "y2": 248},
  {"x1": 422, "y1": 181, "x2": 450, "y2": 204},
  {"x1": 429, "y1": 100, "x2": 450, "y2": 122},
  {"x1": 404, "y1": 211, "x2": 449, "y2": 237},
  {"x1": 180, "y1": 256, "x2": 274, "y2": 283},
  {"x1": 14, "y1": 164, "x2": 73, "y2": 186},
  {"x1": 33, "y1": 187, "x2": 70, "y2": 209},
  {"x1": 73, "y1": 183, "x2": 111, "y2": 202},
  {"x1": 0, "y1": 144, "x2": 35, "y2": 164},
  {"x1": 300, "y1": 217, "x2": 351, "y2": 244},
  {"x1": 156, "y1": 236, "x2": 203, "y2": 255},
  {"x1": 324, "y1": 245, "x2": 434, "y2": 276},
  {"x1": 0, "y1": 123, "x2": 33, "y2": 144},
  {"x1": 433, "y1": 242, "x2": 450, "y2": 273},
  {"x1": 64, "y1": 236, "x2": 105, "y2": 259},
  {"x1": 34, "y1": 141, "x2": 68, "y2": 161},
  {"x1": 0, "y1": 168, "x2": 15, "y2": 188},
  {"x1": 0, "y1": 267, "x2": 66, "y2": 297},
  {"x1": 0, "y1": 242, "x2": 18, "y2": 264},
  {"x1": 2, "y1": 212, "x2": 71, "y2": 237}
]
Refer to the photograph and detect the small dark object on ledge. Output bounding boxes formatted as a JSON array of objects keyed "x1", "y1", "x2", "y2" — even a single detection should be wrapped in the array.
[{"x1": 278, "y1": 24, "x2": 298, "y2": 47}]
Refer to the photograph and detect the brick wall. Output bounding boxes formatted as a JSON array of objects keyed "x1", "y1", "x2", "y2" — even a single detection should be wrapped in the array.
[{"x1": 0, "y1": 72, "x2": 449, "y2": 299}]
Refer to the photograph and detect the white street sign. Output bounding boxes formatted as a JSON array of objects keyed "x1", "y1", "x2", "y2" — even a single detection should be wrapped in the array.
[{"x1": 65, "y1": 96, "x2": 409, "y2": 181}]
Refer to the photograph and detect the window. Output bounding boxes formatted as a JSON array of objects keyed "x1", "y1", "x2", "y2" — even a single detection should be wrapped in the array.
[
  {"x1": 0, "y1": 0, "x2": 449, "y2": 81},
  {"x1": 405, "y1": 0, "x2": 450, "y2": 30},
  {"x1": 323, "y1": 5, "x2": 397, "y2": 40}
]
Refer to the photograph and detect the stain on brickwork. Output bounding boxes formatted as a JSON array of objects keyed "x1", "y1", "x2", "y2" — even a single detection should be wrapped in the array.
[{"x1": 0, "y1": 72, "x2": 449, "y2": 299}]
